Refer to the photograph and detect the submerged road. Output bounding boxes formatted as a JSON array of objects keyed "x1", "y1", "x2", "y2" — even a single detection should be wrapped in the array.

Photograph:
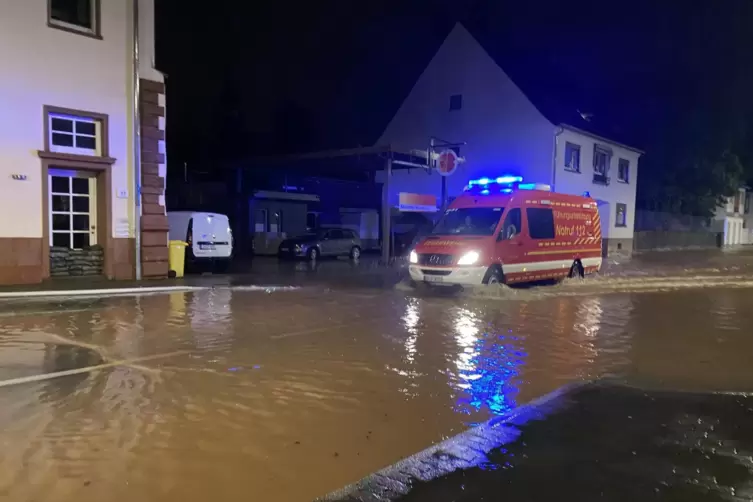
[{"x1": 1, "y1": 249, "x2": 753, "y2": 501}]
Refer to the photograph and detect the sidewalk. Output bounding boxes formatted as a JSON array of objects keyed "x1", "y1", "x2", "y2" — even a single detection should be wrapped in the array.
[
  {"x1": 318, "y1": 382, "x2": 753, "y2": 501},
  {"x1": 0, "y1": 276, "x2": 223, "y2": 299}
]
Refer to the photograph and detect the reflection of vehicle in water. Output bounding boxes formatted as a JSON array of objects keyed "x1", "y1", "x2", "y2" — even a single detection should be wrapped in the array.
[
  {"x1": 278, "y1": 227, "x2": 362, "y2": 261},
  {"x1": 409, "y1": 177, "x2": 602, "y2": 286}
]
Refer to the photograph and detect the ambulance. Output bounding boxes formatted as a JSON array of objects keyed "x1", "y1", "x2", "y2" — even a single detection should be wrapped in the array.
[{"x1": 408, "y1": 176, "x2": 602, "y2": 286}]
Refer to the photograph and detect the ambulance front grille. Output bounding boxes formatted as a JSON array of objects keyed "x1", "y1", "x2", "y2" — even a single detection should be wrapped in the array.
[{"x1": 417, "y1": 254, "x2": 455, "y2": 266}]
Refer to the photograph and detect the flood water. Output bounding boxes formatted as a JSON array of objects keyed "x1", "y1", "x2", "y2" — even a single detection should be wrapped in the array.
[{"x1": 2, "y1": 253, "x2": 753, "y2": 501}]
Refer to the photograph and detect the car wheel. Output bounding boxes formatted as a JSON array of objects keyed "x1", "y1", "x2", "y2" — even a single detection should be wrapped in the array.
[
  {"x1": 568, "y1": 260, "x2": 585, "y2": 279},
  {"x1": 484, "y1": 266, "x2": 504, "y2": 285},
  {"x1": 350, "y1": 246, "x2": 361, "y2": 260},
  {"x1": 307, "y1": 247, "x2": 319, "y2": 261}
]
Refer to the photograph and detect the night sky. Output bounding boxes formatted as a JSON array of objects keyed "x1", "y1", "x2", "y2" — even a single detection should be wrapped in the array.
[{"x1": 156, "y1": 0, "x2": 753, "y2": 179}]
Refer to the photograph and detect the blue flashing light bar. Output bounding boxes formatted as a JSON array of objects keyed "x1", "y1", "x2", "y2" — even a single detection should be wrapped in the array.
[
  {"x1": 468, "y1": 175, "x2": 522, "y2": 188},
  {"x1": 496, "y1": 176, "x2": 523, "y2": 184},
  {"x1": 465, "y1": 175, "x2": 551, "y2": 194}
]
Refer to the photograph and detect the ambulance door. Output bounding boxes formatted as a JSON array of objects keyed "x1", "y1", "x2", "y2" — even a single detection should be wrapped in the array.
[{"x1": 495, "y1": 207, "x2": 525, "y2": 275}]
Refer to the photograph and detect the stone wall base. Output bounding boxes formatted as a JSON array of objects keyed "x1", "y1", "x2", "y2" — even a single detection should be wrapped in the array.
[{"x1": 602, "y1": 238, "x2": 633, "y2": 259}]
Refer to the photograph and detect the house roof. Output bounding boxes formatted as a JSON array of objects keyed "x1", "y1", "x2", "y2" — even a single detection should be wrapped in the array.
[{"x1": 454, "y1": 22, "x2": 644, "y2": 152}]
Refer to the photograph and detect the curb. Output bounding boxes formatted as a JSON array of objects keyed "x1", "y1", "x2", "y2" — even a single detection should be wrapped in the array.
[
  {"x1": 315, "y1": 381, "x2": 588, "y2": 501},
  {"x1": 0, "y1": 286, "x2": 209, "y2": 299}
]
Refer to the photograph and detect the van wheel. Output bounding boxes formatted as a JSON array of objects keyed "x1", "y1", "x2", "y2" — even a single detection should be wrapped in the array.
[
  {"x1": 569, "y1": 260, "x2": 585, "y2": 279},
  {"x1": 483, "y1": 265, "x2": 504, "y2": 285},
  {"x1": 307, "y1": 247, "x2": 319, "y2": 261},
  {"x1": 350, "y1": 246, "x2": 361, "y2": 260}
]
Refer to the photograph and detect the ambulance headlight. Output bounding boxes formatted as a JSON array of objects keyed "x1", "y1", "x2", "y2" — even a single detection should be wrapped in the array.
[
  {"x1": 409, "y1": 250, "x2": 418, "y2": 264},
  {"x1": 457, "y1": 251, "x2": 480, "y2": 265}
]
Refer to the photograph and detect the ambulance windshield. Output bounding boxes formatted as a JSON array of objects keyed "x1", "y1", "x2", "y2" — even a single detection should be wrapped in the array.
[{"x1": 432, "y1": 207, "x2": 504, "y2": 236}]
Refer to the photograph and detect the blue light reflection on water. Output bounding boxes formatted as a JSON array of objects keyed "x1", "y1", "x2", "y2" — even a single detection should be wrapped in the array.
[{"x1": 451, "y1": 309, "x2": 527, "y2": 419}]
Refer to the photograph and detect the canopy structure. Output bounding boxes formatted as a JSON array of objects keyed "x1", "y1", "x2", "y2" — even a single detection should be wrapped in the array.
[{"x1": 246, "y1": 145, "x2": 454, "y2": 262}]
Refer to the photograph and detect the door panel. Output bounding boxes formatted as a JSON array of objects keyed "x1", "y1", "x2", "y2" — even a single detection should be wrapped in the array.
[
  {"x1": 496, "y1": 208, "x2": 524, "y2": 276},
  {"x1": 48, "y1": 171, "x2": 97, "y2": 249}
]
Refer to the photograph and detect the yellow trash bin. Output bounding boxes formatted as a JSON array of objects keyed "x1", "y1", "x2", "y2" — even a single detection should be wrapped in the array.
[{"x1": 168, "y1": 240, "x2": 188, "y2": 278}]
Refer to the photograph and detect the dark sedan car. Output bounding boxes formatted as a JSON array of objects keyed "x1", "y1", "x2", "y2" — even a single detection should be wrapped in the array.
[{"x1": 278, "y1": 228, "x2": 362, "y2": 261}]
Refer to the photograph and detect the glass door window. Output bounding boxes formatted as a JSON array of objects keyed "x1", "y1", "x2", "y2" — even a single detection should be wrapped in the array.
[{"x1": 49, "y1": 173, "x2": 97, "y2": 248}]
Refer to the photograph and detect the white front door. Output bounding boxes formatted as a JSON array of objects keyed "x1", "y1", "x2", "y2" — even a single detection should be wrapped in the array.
[{"x1": 49, "y1": 170, "x2": 97, "y2": 248}]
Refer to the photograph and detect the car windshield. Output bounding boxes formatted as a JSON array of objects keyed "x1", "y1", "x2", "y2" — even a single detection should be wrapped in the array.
[{"x1": 432, "y1": 207, "x2": 504, "y2": 236}]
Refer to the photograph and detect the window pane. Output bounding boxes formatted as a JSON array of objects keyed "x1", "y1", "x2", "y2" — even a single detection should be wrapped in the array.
[
  {"x1": 51, "y1": 117, "x2": 73, "y2": 133},
  {"x1": 75, "y1": 135, "x2": 96, "y2": 150},
  {"x1": 72, "y1": 196, "x2": 89, "y2": 213},
  {"x1": 52, "y1": 214, "x2": 71, "y2": 231},
  {"x1": 73, "y1": 214, "x2": 89, "y2": 230},
  {"x1": 433, "y1": 207, "x2": 504, "y2": 236},
  {"x1": 52, "y1": 195, "x2": 70, "y2": 212},
  {"x1": 75, "y1": 121, "x2": 96, "y2": 135},
  {"x1": 52, "y1": 232, "x2": 70, "y2": 248},
  {"x1": 51, "y1": 176, "x2": 69, "y2": 193},
  {"x1": 52, "y1": 132, "x2": 74, "y2": 147},
  {"x1": 501, "y1": 208, "x2": 521, "y2": 239},
  {"x1": 72, "y1": 232, "x2": 90, "y2": 249},
  {"x1": 526, "y1": 208, "x2": 555, "y2": 239},
  {"x1": 615, "y1": 204, "x2": 627, "y2": 227},
  {"x1": 50, "y1": 0, "x2": 93, "y2": 29},
  {"x1": 72, "y1": 177, "x2": 89, "y2": 194}
]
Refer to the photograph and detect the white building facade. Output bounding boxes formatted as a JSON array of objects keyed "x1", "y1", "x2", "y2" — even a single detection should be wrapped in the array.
[
  {"x1": 376, "y1": 23, "x2": 642, "y2": 256},
  {"x1": 0, "y1": 0, "x2": 168, "y2": 285}
]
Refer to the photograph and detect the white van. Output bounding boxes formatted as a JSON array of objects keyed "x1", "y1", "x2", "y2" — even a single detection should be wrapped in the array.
[{"x1": 167, "y1": 211, "x2": 233, "y2": 272}]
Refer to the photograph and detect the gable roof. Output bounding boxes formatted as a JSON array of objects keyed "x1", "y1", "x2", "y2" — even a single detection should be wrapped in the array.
[{"x1": 448, "y1": 22, "x2": 642, "y2": 151}]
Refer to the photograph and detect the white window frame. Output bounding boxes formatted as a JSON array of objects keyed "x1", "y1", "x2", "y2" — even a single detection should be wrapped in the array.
[
  {"x1": 48, "y1": 113, "x2": 101, "y2": 157},
  {"x1": 615, "y1": 203, "x2": 627, "y2": 228},
  {"x1": 593, "y1": 146, "x2": 611, "y2": 175},
  {"x1": 564, "y1": 142, "x2": 581, "y2": 172},
  {"x1": 617, "y1": 158, "x2": 630, "y2": 183},
  {"x1": 48, "y1": 0, "x2": 98, "y2": 36}
]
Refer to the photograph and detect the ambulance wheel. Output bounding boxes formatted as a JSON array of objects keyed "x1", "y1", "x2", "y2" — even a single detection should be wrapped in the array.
[
  {"x1": 483, "y1": 265, "x2": 504, "y2": 285},
  {"x1": 568, "y1": 260, "x2": 585, "y2": 279}
]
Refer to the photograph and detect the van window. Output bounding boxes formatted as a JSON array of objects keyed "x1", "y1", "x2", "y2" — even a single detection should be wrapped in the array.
[
  {"x1": 328, "y1": 229, "x2": 344, "y2": 239},
  {"x1": 433, "y1": 207, "x2": 504, "y2": 236},
  {"x1": 500, "y1": 208, "x2": 521, "y2": 240},
  {"x1": 526, "y1": 208, "x2": 555, "y2": 239}
]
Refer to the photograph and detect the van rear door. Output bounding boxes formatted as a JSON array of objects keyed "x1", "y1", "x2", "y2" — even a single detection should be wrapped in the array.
[{"x1": 191, "y1": 213, "x2": 232, "y2": 258}]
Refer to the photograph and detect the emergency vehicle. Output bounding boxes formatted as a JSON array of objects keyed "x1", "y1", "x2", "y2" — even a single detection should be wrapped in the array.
[{"x1": 408, "y1": 176, "x2": 602, "y2": 286}]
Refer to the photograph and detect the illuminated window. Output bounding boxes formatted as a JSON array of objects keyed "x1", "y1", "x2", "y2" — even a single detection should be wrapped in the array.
[
  {"x1": 564, "y1": 142, "x2": 581, "y2": 172},
  {"x1": 615, "y1": 203, "x2": 627, "y2": 227},
  {"x1": 49, "y1": 0, "x2": 100, "y2": 37},
  {"x1": 48, "y1": 113, "x2": 101, "y2": 156},
  {"x1": 449, "y1": 94, "x2": 463, "y2": 111},
  {"x1": 617, "y1": 158, "x2": 630, "y2": 183}
]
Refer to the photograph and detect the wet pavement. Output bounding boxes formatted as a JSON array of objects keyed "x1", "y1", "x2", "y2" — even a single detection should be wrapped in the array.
[
  {"x1": 0, "y1": 249, "x2": 753, "y2": 501},
  {"x1": 325, "y1": 383, "x2": 753, "y2": 501}
]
